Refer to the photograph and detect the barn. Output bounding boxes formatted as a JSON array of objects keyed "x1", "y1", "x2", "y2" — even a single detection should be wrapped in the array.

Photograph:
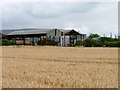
[{"x1": 1, "y1": 28, "x2": 86, "y2": 46}]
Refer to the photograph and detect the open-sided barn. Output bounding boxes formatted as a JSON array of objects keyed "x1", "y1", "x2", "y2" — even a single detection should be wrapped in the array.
[{"x1": 1, "y1": 28, "x2": 86, "y2": 46}]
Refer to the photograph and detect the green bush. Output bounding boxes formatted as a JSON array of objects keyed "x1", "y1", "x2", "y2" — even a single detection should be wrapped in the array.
[
  {"x1": 1, "y1": 39, "x2": 16, "y2": 46},
  {"x1": 2, "y1": 39, "x2": 11, "y2": 46},
  {"x1": 104, "y1": 41, "x2": 120, "y2": 47},
  {"x1": 82, "y1": 34, "x2": 120, "y2": 47},
  {"x1": 82, "y1": 39, "x2": 102, "y2": 47},
  {"x1": 75, "y1": 41, "x2": 82, "y2": 46}
]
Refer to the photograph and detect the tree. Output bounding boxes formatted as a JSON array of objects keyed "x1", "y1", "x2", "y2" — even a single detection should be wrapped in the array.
[
  {"x1": 82, "y1": 34, "x2": 102, "y2": 47},
  {"x1": 83, "y1": 38, "x2": 102, "y2": 47},
  {"x1": 88, "y1": 33, "x2": 100, "y2": 39}
]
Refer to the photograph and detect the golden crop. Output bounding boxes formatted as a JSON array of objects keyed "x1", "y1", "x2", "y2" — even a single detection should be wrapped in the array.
[{"x1": 1, "y1": 46, "x2": 118, "y2": 88}]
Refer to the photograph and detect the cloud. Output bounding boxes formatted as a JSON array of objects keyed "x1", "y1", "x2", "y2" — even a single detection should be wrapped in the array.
[
  {"x1": 19, "y1": 2, "x2": 99, "y2": 19},
  {"x1": 2, "y1": 1, "x2": 118, "y2": 37}
]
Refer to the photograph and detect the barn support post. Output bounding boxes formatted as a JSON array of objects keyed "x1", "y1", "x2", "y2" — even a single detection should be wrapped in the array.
[
  {"x1": 82, "y1": 35, "x2": 84, "y2": 41},
  {"x1": 69, "y1": 35, "x2": 71, "y2": 46},
  {"x1": 31, "y1": 37, "x2": 33, "y2": 45},
  {"x1": 45, "y1": 35, "x2": 47, "y2": 45},
  {"x1": 40, "y1": 36, "x2": 41, "y2": 41},
  {"x1": 60, "y1": 36, "x2": 62, "y2": 46},
  {"x1": 83, "y1": 34, "x2": 85, "y2": 41},
  {"x1": 11, "y1": 37, "x2": 16, "y2": 45},
  {"x1": 33, "y1": 37, "x2": 35, "y2": 46},
  {"x1": 76, "y1": 35, "x2": 77, "y2": 41},
  {"x1": 23, "y1": 36, "x2": 26, "y2": 46},
  {"x1": 58, "y1": 36, "x2": 61, "y2": 46},
  {"x1": 34, "y1": 35, "x2": 37, "y2": 46},
  {"x1": 64, "y1": 35, "x2": 65, "y2": 46},
  {"x1": 81, "y1": 35, "x2": 83, "y2": 41},
  {"x1": 73, "y1": 35, "x2": 74, "y2": 46},
  {"x1": 75, "y1": 35, "x2": 77, "y2": 45},
  {"x1": 80, "y1": 34, "x2": 82, "y2": 42},
  {"x1": 14, "y1": 36, "x2": 16, "y2": 45}
]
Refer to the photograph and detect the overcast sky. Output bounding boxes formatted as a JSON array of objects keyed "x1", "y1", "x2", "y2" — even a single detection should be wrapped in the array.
[{"x1": 1, "y1": 0, "x2": 119, "y2": 37}]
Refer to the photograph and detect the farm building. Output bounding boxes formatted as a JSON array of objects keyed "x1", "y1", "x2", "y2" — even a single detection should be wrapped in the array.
[
  {"x1": 118, "y1": 36, "x2": 120, "y2": 39},
  {"x1": 1, "y1": 28, "x2": 86, "y2": 46}
]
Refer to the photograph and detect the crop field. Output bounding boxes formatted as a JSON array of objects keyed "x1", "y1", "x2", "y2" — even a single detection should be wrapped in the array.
[
  {"x1": 0, "y1": 47, "x2": 2, "y2": 90},
  {"x1": 1, "y1": 46, "x2": 118, "y2": 88}
]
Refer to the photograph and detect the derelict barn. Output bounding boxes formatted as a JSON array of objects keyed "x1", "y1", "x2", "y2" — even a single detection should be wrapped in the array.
[{"x1": 2, "y1": 28, "x2": 86, "y2": 46}]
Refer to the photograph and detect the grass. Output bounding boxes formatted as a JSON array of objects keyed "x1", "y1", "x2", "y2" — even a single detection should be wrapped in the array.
[{"x1": 1, "y1": 46, "x2": 118, "y2": 88}]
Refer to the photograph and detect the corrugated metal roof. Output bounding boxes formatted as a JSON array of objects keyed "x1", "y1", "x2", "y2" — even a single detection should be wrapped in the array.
[
  {"x1": 7, "y1": 29, "x2": 52, "y2": 35},
  {"x1": 2, "y1": 28, "x2": 86, "y2": 36},
  {"x1": 0, "y1": 33, "x2": 6, "y2": 38},
  {"x1": 1, "y1": 28, "x2": 53, "y2": 35},
  {"x1": 1, "y1": 30, "x2": 17, "y2": 35}
]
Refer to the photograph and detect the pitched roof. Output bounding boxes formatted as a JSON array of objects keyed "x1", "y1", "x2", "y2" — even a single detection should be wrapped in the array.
[
  {"x1": 2, "y1": 28, "x2": 86, "y2": 36},
  {"x1": 59, "y1": 29, "x2": 85, "y2": 35},
  {"x1": 59, "y1": 29, "x2": 71, "y2": 34}
]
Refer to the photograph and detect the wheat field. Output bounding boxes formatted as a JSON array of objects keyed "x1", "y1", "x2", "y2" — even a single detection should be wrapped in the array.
[{"x1": 1, "y1": 46, "x2": 118, "y2": 88}]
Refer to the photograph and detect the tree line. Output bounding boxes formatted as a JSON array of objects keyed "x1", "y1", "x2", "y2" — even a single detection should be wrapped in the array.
[{"x1": 75, "y1": 33, "x2": 120, "y2": 47}]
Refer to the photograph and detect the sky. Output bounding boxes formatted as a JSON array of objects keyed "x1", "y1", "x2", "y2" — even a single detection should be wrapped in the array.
[{"x1": 1, "y1": 0, "x2": 119, "y2": 37}]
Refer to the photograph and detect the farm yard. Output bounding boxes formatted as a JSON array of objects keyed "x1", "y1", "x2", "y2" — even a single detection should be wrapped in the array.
[{"x1": 1, "y1": 46, "x2": 118, "y2": 88}]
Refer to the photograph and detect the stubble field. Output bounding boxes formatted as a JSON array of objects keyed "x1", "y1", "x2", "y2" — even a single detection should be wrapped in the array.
[{"x1": 1, "y1": 46, "x2": 118, "y2": 88}]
